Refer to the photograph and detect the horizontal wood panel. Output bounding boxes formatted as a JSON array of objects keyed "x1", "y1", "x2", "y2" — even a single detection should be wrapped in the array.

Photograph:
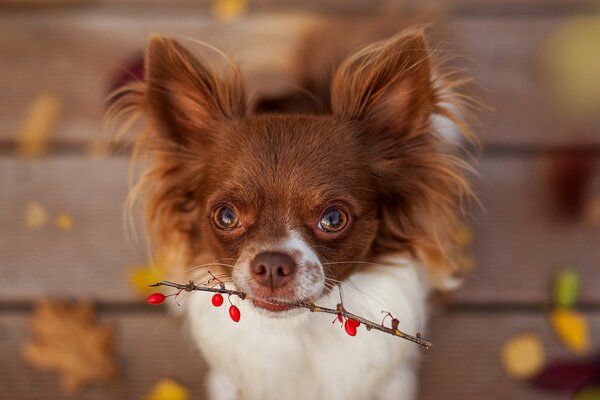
[
  {"x1": 2, "y1": 155, "x2": 599, "y2": 303},
  {"x1": 0, "y1": 312, "x2": 207, "y2": 399},
  {"x1": 421, "y1": 311, "x2": 590, "y2": 400},
  {"x1": 1, "y1": 310, "x2": 592, "y2": 399},
  {"x1": 0, "y1": 11, "x2": 316, "y2": 143},
  {"x1": 1, "y1": 0, "x2": 592, "y2": 13},
  {"x1": 2, "y1": 11, "x2": 596, "y2": 145},
  {"x1": 0, "y1": 157, "x2": 147, "y2": 302},
  {"x1": 455, "y1": 155, "x2": 600, "y2": 304}
]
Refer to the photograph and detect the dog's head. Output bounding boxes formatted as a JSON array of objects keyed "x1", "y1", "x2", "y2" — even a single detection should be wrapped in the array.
[{"x1": 113, "y1": 29, "x2": 473, "y2": 313}]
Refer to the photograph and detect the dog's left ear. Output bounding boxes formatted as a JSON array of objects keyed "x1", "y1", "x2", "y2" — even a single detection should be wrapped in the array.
[{"x1": 331, "y1": 29, "x2": 434, "y2": 136}]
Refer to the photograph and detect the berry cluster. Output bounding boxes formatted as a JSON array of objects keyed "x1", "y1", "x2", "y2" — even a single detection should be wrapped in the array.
[
  {"x1": 145, "y1": 277, "x2": 432, "y2": 349},
  {"x1": 147, "y1": 274, "x2": 242, "y2": 323},
  {"x1": 335, "y1": 313, "x2": 360, "y2": 336}
]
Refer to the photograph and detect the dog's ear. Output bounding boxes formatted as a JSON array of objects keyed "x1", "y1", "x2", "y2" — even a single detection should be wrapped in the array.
[
  {"x1": 145, "y1": 36, "x2": 246, "y2": 145},
  {"x1": 331, "y1": 29, "x2": 434, "y2": 136},
  {"x1": 332, "y1": 29, "x2": 474, "y2": 287}
]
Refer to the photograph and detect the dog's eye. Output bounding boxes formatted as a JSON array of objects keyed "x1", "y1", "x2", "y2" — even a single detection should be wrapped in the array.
[
  {"x1": 212, "y1": 206, "x2": 240, "y2": 230},
  {"x1": 318, "y1": 208, "x2": 348, "y2": 233}
]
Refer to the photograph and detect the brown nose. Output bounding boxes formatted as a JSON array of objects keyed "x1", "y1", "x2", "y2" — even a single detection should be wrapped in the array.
[{"x1": 250, "y1": 252, "x2": 297, "y2": 291}]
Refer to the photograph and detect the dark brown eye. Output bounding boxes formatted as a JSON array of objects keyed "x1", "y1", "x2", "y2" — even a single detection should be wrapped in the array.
[
  {"x1": 212, "y1": 206, "x2": 240, "y2": 230},
  {"x1": 318, "y1": 208, "x2": 348, "y2": 233}
]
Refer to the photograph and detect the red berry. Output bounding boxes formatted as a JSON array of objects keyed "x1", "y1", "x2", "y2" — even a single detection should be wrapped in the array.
[
  {"x1": 349, "y1": 318, "x2": 360, "y2": 328},
  {"x1": 344, "y1": 319, "x2": 357, "y2": 336},
  {"x1": 229, "y1": 305, "x2": 241, "y2": 322},
  {"x1": 147, "y1": 293, "x2": 166, "y2": 305},
  {"x1": 337, "y1": 314, "x2": 344, "y2": 323},
  {"x1": 212, "y1": 293, "x2": 224, "y2": 307}
]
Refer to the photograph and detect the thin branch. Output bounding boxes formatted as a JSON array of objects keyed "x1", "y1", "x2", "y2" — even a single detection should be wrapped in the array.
[{"x1": 150, "y1": 279, "x2": 432, "y2": 349}]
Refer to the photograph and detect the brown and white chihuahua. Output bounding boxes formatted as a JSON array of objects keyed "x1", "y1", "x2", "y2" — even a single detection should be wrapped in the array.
[{"x1": 112, "y1": 26, "x2": 474, "y2": 400}]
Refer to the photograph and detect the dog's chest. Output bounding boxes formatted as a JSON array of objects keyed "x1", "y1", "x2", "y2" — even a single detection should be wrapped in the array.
[{"x1": 185, "y1": 258, "x2": 428, "y2": 400}]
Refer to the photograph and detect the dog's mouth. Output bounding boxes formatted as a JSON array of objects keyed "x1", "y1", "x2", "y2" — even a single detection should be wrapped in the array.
[{"x1": 250, "y1": 297, "x2": 298, "y2": 312}]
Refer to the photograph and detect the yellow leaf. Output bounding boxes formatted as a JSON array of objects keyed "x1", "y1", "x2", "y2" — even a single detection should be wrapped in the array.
[
  {"x1": 25, "y1": 202, "x2": 48, "y2": 229},
  {"x1": 146, "y1": 379, "x2": 189, "y2": 400},
  {"x1": 128, "y1": 264, "x2": 165, "y2": 296},
  {"x1": 56, "y1": 213, "x2": 73, "y2": 230},
  {"x1": 501, "y1": 332, "x2": 545, "y2": 379},
  {"x1": 212, "y1": 0, "x2": 247, "y2": 22},
  {"x1": 550, "y1": 309, "x2": 591, "y2": 355},
  {"x1": 542, "y1": 17, "x2": 600, "y2": 118},
  {"x1": 18, "y1": 94, "x2": 62, "y2": 158}
]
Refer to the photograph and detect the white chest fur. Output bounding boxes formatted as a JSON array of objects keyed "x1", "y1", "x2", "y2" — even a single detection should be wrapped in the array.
[{"x1": 184, "y1": 256, "x2": 429, "y2": 400}]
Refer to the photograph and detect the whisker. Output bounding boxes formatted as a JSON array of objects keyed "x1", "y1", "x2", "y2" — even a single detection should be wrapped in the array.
[{"x1": 322, "y1": 260, "x2": 387, "y2": 267}]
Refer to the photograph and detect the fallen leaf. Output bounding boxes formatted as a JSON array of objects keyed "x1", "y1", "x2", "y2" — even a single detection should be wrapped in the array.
[
  {"x1": 18, "y1": 93, "x2": 62, "y2": 157},
  {"x1": 129, "y1": 263, "x2": 165, "y2": 296},
  {"x1": 542, "y1": 17, "x2": 600, "y2": 118},
  {"x1": 501, "y1": 332, "x2": 546, "y2": 379},
  {"x1": 56, "y1": 213, "x2": 73, "y2": 230},
  {"x1": 21, "y1": 300, "x2": 118, "y2": 392},
  {"x1": 212, "y1": 0, "x2": 247, "y2": 22},
  {"x1": 551, "y1": 309, "x2": 591, "y2": 355},
  {"x1": 25, "y1": 202, "x2": 47, "y2": 229},
  {"x1": 555, "y1": 268, "x2": 580, "y2": 309},
  {"x1": 576, "y1": 386, "x2": 600, "y2": 400},
  {"x1": 531, "y1": 358, "x2": 600, "y2": 392},
  {"x1": 146, "y1": 379, "x2": 189, "y2": 400}
]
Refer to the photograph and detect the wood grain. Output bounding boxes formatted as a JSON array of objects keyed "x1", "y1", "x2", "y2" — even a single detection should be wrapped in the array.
[
  {"x1": 2, "y1": 155, "x2": 599, "y2": 303},
  {"x1": 2, "y1": 11, "x2": 597, "y2": 145},
  {"x1": 1, "y1": 310, "x2": 593, "y2": 399},
  {"x1": 420, "y1": 311, "x2": 588, "y2": 400},
  {"x1": 0, "y1": 311, "x2": 207, "y2": 399}
]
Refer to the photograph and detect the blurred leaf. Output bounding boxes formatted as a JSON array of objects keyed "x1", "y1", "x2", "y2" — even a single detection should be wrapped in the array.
[
  {"x1": 18, "y1": 94, "x2": 62, "y2": 158},
  {"x1": 21, "y1": 300, "x2": 117, "y2": 393},
  {"x1": 212, "y1": 0, "x2": 247, "y2": 22},
  {"x1": 555, "y1": 269, "x2": 580, "y2": 309},
  {"x1": 542, "y1": 17, "x2": 600, "y2": 118},
  {"x1": 25, "y1": 202, "x2": 47, "y2": 229},
  {"x1": 551, "y1": 309, "x2": 591, "y2": 355},
  {"x1": 531, "y1": 358, "x2": 600, "y2": 392},
  {"x1": 145, "y1": 379, "x2": 189, "y2": 400},
  {"x1": 576, "y1": 386, "x2": 600, "y2": 400},
  {"x1": 501, "y1": 332, "x2": 546, "y2": 379},
  {"x1": 128, "y1": 263, "x2": 166, "y2": 296},
  {"x1": 55, "y1": 213, "x2": 73, "y2": 231}
]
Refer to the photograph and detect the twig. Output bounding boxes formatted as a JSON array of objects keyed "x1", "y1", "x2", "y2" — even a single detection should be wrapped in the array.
[{"x1": 150, "y1": 279, "x2": 432, "y2": 349}]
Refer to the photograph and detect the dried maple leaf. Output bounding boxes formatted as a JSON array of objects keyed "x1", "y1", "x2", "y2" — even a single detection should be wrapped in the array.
[{"x1": 21, "y1": 300, "x2": 118, "y2": 392}]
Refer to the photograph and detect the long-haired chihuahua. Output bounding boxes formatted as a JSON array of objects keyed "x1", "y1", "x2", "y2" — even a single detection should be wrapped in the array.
[{"x1": 110, "y1": 27, "x2": 475, "y2": 400}]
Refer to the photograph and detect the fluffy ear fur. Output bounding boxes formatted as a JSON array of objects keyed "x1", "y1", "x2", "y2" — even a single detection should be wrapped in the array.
[
  {"x1": 144, "y1": 36, "x2": 246, "y2": 146},
  {"x1": 108, "y1": 36, "x2": 247, "y2": 274},
  {"x1": 331, "y1": 29, "x2": 474, "y2": 287}
]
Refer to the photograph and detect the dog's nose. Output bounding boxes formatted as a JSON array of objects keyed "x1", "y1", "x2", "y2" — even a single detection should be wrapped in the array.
[{"x1": 250, "y1": 252, "x2": 297, "y2": 291}]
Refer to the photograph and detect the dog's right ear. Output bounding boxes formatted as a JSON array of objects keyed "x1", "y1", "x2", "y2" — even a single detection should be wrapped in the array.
[{"x1": 145, "y1": 36, "x2": 246, "y2": 145}]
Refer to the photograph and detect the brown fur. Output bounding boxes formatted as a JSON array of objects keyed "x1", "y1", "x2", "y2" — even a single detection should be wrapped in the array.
[{"x1": 108, "y1": 28, "x2": 476, "y2": 291}]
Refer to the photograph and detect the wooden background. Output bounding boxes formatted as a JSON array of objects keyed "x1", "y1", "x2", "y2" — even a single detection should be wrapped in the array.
[{"x1": 1, "y1": 0, "x2": 599, "y2": 399}]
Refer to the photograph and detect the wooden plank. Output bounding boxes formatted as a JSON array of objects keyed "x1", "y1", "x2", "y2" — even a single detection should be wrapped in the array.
[
  {"x1": 1, "y1": 310, "x2": 593, "y2": 399},
  {"x1": 0, "y1": 311, "x2": 207, "y2": 399},
  {"x1": 2, "y1": 155, "x2": 599, "y2": 303},
  {"x1": 454, "y1": 155, "x2": 600, "y2": 304},
  {"x1": 421, "y1": 311, "x2": 588, "y2": 400},
  {"x1": 0, "y1": 157, "x2": 146, "y2": 302},
  {"x1": 443, "y1": 17, "x2": 597, "y2": 146},
  {"x1": 2, "y1": 11, "x2": 597, "y2": 145},
  {"x1": 1, "y1": 0, "x2": 592, "y2": 13},
  {"x1": 0, "y1": 10, "x2": 318, "y2": 143}
]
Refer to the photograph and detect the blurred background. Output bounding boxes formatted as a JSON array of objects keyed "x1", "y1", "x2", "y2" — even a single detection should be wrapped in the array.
[{"x1": 1, "y1": 0, "x2": 600, "y2": 399}]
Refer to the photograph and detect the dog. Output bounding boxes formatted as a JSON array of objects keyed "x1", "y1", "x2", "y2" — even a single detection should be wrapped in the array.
[{"x1": 111, "y1": 26, "x2": 474, "y2": 400}]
